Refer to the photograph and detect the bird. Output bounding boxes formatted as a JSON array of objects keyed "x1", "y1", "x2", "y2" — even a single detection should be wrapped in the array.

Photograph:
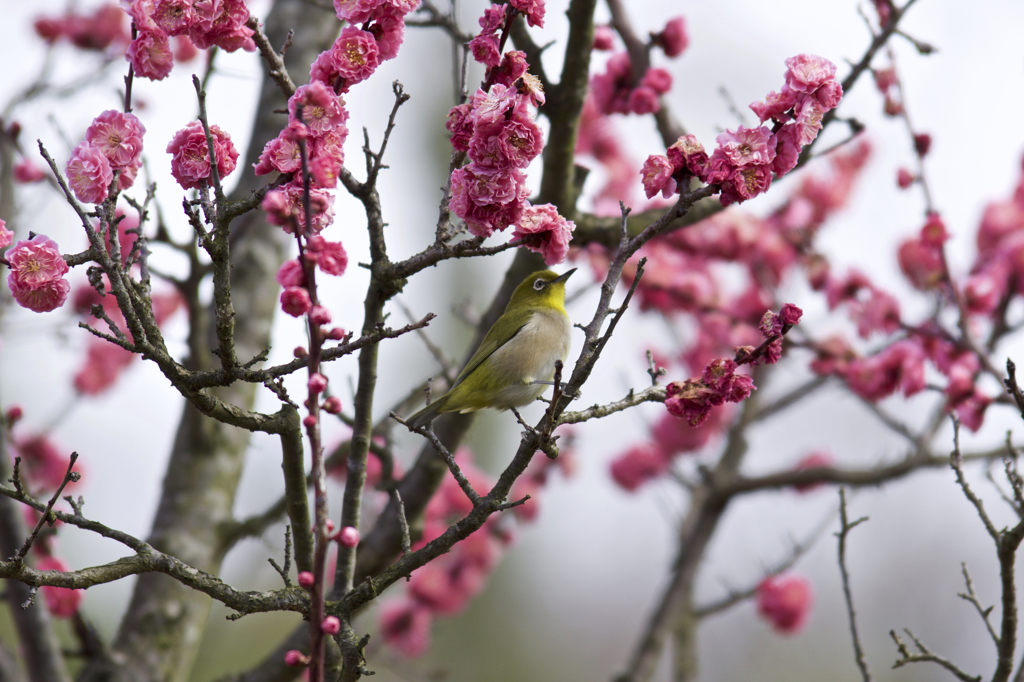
[{"x1": 405, "y1": 268, "x2": 576, "y2": 430}]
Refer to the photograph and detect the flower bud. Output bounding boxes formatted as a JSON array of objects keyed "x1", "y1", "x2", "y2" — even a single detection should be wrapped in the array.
[
  {"x1": 322, "y1": 396, "x2": 342, "y2": 414},
  {"x1": 284, "y1": 650, "x2": 309, "y2": 667},
  {"x1": 327, "y1": 327, "x2": 346, "y2": 341},
  {"x1": 337, "y1": 526, "x2": 360, "y2": 548},
  {"x1": 308, "y1": 373, "x2": 328, "y2": 394},
  {"x1": 303, "y1": 415, "x2": 318, "y2": 429},
  {"x1": 325, "y1": 519, "x2": 335, "y2": 533},
  {"x1": 297, "y1": 571, "x2": 315, "y2": 589},
  {"x1": 5, "y1": 405, "x2": 24, "y2": 425},
  {"x1": 309, "y1": 305, "x2": 331, "y2": 326},
  {"x1": 321, "y1": 616, "x2": 341, "y2": 635},
  {"x1": 294, "y1": 346, "x2": 308, "y2": 358}
]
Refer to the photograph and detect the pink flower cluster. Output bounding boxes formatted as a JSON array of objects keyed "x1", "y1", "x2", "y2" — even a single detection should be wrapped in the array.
[
  {"x1": 757, "y1": 574, "x2": 813, "y2": 634},
  {"x1": 122, "y1": 0, "x2": 254, "y2": 81},
  {"x1": 447, "y1": 5, "x2": 574, "y2": 261},
  {"x1": 34, "y1": 3, "x2": 128, "y2": 51},
  {"x1": 589, "y1": 16, "x2": 685, "y2": 116},
  {"x1": 575, "y1": 95, "x2": 641, "y2": 216},
  {"x1": 275, "y1": 238, "x2": 347, "y2": 318},
  {"x1": 641, "y1": 54, "x2": 843, "y2": 207},
  {"x1": 380, "y1": 449, "x2": 512, "y2": 658},
  {"x1": 5, "y1": 234, "x2": 70, "y2": 313},
  {"x1": 12, "y1": 433, "x2": 81, "y2": 492},
  {"x1": 258, "y1": 81, "x2": 348, "y2": 238},
  {"x1": 166, "y1": 120, "x2": 238, "y2": 190},
  {"x1": 591, "y1": 52, "x2": 673, "y2": 116},
  {"x1": 310, "y1": 0, "x2": 417, "y2": 93},
  {"x1": 67, "y1": 110, "x2": 147, "y2": 205},
  {"x1": 897, "y1": 213, "x2": 949, "y2": 291},
  {"x1": 664, "y1": 357, "x2": 756, "y2": 428},
  {"x1": 14, "y1": 159, "x2": 46, "y2": 184}
]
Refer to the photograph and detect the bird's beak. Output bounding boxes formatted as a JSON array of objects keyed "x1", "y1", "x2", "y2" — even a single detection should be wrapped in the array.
[{"x1": 552, "y1": 268, "x2": 577, "y2": 284}]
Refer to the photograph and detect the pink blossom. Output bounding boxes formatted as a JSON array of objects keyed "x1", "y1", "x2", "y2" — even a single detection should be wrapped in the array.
[
  {"x1": 14, "y1": 435, "x2": 77, "y2": 491},
  {"x1": 641, "y1": 155, "x2": 677, "y2": 199},
  {"x1": 511, "y1": 203, "x2": 575, "y2": 265},
  {"x1": 757, "y1": 574, "x2": 813, "y2": 633},
  {"x1": 5, "y1": 405, "x2": 24, "y2": 425},
  {"x1": 963, "y1": 271, "x2": 1004, "y2": 315},
  {"x1": 306, "y1": 237, "x2": 348, "y2": 276},
  {"x1": 173, "y1": 35, "x2": 199, "y2": 62},
  {"x1": 702, "y1": 359, "x2": 755, "y2": 403},
  {"x1": 667, "y1": 135, "x2": 708, "y2": 176},
  {"x1": 333, "y1": 0, "x2": 380, "y2": 24},
  {"x1": 126, "y1": 30, "x2": 175, "y2": 81},
  {"x1": 449, "y1": 164, "x2": 527, "y2": 237},
  {"x1": 627, "y1": 86, "x2": 660, "y2": 115},
  {"x1": 13, "y1": 159, "x2": 46, "y2": 183},
  {"x1": 824, "y1": 269, "x2": 871, "y2": 309},
  {"x1": 288, "y1": 82, "x2": 349, "y2": 137},
  {"x1": 368, "y1": 6, "x2": 407, "y2": 61},
  {"x1": 86, "y1": 110, "x2": 146, "y2": 170},
  {"x1": 509, "y1": 0, "x2": 545, "y2": 27},
  {"x1": 380, "y1": 599, "x2": 433, "y2": 658},
  {"x1": 253, "y1": 135, "x2": 302, "y2": 176},
  {"x1": 264, "y1": 184, "x2": 336, "y2": 235},
  {"x1": 281, "y1": 287, "x2": 312, "y2": 317},
  {"x1": 495, "y1": 119, "x2": 544, "y2": 168},
  {"x1": 750, "y1": 86, "x2": 798, "y2": 124},
  {"x1": 152, "y1": 0, "x2": 194, "y2": 35},
  {"x1": 640, "y1": 68, "x2": 673, "y2": 95},
  {"x1": 650, "y1": 406, "x2": 728, "y2": 455},
  {"x1": 7, "y1": 235, "x2": 69, "y2": 290},
  {"x1": 850, "y1": 287, "x2": 901, "y2": 338},
  {"x1": 313, "y1": 27, "x2": 380, "y2": 92},
  {"x1": 36, "y1": 556, "x2": 83, "y2": 619},
  {"x1": 166, "y1": 121, "x2": 238, "y2": 190},
  {"x1": 0, "y1": 219, "x2": 12, "y2": 249},
  {"x1": 309, "y1": 305, "x2": 331, "y2": 326},
  {"x1": 873, "y1": 67, "x2": 897, "y2": 94},
  {"x1": 783, "y1": 54, "x2": 837, "y2": 94},
  {"x1": 446, "y1": 104, "x2": 474, "y2": 152},
  {"x1": 470, "y1": 84, "x2": 519, "y2": 125},
  {"x1": 593, "y1": 25, "x2": 615, "y2": 50},
  {"x1": 609, "y1": 443, "x2": 670, "y2": 492},
  {"x1": 897, "y1": 167, "x2": 915, "y2": 189},
  {"x1": 469, "y1": 33, "x2": 501, "y2": 67},
  {"x1": 815, "y1": 80, "x2": 843, "y2": 109},
  {"x1": 188, "y1": 0, "x2": 255, "y2": 52},
  {"x1": 898, "y1": 237, "x2": 944, "y2": 290},
  {"x1": 656, "y1": 16, "x2": 688, "y2": 57},
  {"x1": 74, "y1": 338, "x2": 134, "y2": 394},
  {"x1": 276, "y1": 260, "x2": 307, "y2": 288},
  {"x1": 66, "y1": 141, "x2": 113, "y2": 204},
  {"x1": 720, "y1": 164, "x2": 773, "y2": 207},
  {"x1": 715, "y1": 127, "x2": 776, "y2": 167},
  {"x1": 845, "y1": 340, "x2": 925, "y2": 401},
  {"x1": 793, "y1": 452, "x2": 833, "y2": 493},
  {"x1": 955, "y1": 389, "x2": 991, "y2": 432},
  {"x1": 791, "y1": 99, "x2": 824, "y2": 149}
]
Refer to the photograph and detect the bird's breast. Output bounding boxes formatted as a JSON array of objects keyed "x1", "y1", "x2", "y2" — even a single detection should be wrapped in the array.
[{"x1": 484, "y1": 307, "x2": 571, "y2": 408}]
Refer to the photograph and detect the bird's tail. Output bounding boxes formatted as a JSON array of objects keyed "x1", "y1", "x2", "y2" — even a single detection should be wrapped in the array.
[{"x1": 405, "y1": 399, "x2": 444, "y2": 431}]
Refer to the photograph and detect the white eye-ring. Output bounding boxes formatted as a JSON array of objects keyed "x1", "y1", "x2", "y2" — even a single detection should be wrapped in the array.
[{"x1": 533, "y1": 278, "x2": 546, "y2": 291}]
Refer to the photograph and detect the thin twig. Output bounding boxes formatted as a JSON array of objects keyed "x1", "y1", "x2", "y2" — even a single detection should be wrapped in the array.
[{"x1": 836, "y1": 488, "x2": 872, "y2": 682}]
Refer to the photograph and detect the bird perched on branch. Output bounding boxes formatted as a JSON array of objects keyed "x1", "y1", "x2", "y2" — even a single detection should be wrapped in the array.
[{"x1": 405, "y1": 269, "x2": 576, "y2": 430}]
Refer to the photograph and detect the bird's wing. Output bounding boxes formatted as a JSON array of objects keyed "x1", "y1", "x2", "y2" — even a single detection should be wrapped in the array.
[{"x1": 450, "y1": 307, "x2": 535, "y2": 388}]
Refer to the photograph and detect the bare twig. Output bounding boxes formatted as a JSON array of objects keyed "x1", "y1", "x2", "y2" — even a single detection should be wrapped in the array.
[{"x1": 836, "y1": 488, "x2": 872, "y2": 682}]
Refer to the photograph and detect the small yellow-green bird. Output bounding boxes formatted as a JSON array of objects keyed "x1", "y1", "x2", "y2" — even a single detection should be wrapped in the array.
[{"x1": 405, "y1": 268, "x2": 576, "y2": 430}]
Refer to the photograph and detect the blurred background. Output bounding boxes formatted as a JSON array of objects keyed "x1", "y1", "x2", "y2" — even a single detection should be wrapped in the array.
[{"x1": 2, "y1": 0, "x2": 1024, "y2": 680}]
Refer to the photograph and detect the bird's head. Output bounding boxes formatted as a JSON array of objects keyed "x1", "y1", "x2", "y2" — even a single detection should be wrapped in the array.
[{"x1": 509, "y1": 268, "x2": 576, "y2": 312}]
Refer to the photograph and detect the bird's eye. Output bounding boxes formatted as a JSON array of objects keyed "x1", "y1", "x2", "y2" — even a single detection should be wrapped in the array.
[{"x1": 533, "y1": 278, "x2": 546, "y2": 291}]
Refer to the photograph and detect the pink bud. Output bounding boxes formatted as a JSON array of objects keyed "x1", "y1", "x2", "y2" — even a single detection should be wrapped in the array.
[
  {"x1": 322, "y1": 396, "x2": 342, "y2": 414},
  {"x1": 280, "y1": 286, "x2": 312, "y2": 317},
  {"x1": 896, "y1": 167, "x2": 915, "y2": 189},
  {"x1": 5, "y1": 405, "x2": 24, "y2": 424},
  {"x1": 284, "y1": 650, "x2": 308, "y2": 667},
  {"x1": 308, "y1": 373, "x2": 328, "y2": 394},
  {"x1": 327, "y1": 327, "x2": 346, "y2": 340},
  {"x1": 303, "y1": 415, "x2": 318, "y2": 429},
  {"x1": 321, "y1": 615, "x2": 341, "y2": 635},
  {"x1": 338, "y1": 526, "x2": 360, "y2": 548},
  {"x1": 913, "y1": 133, "x2": 932, "y2": 157},
  {"x1": 297, "y1": 571, "x2": 315, "y2": 589},
  {"x1": 757, "y1": 574, "x2": 813, "y2": 634},
  {"x1": 325, "y1": 519, "x2": 335, "y2": 533},
  {"x1": 309, "y1": 305, "x2": 332, "y2": 326},
  {"x1": 294, "y1": 346, "x2": 308, "y2": 358},
  {"x1": 779, "y1": 303, "x2": 802, "y2": 326}
]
